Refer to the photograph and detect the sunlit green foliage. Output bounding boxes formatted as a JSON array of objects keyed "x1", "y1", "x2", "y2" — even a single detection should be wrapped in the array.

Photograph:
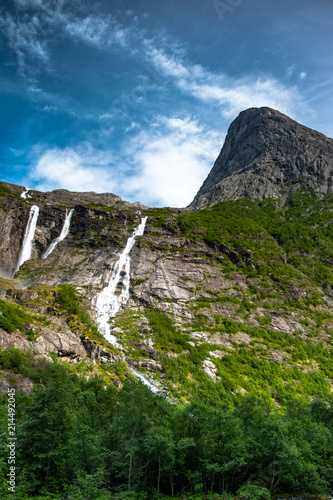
[
  {"x1": 0, "y1": 299, "x2": 32, "y2": 334},
  {"x1": 177, "y1": 192, "x2": 333, "y2": 289},
  {"x1": 0, "y1": 359, "x2": 333, "y2": 498},
  {"x1": 56, "y1": 284, "x2": 110, "y2": 348},
  {"x1": 146, "y1": 309, "x2": 190, "y2": 353}
]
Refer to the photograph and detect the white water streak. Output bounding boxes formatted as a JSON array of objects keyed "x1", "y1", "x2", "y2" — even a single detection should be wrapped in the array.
[
  {"x1": 130, "y1": 368, "x2": 162, "y2": 395},
  {"x1": 43, "y1": 209, "x2": 74, "y2": 258},
  {"x1": 16, "y1": 205, "x2": 39, "y2": 272},
  {"x1": 20, "y1": 188, "x2": 31, "y2": 199},
  {"x1": 94, "y1": 217, "x2": 148, "y2": 345}
]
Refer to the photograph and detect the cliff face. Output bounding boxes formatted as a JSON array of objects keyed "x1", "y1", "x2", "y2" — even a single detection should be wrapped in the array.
[
  {"x1": 0, "y1": 182, "x2": 145, "y2": 276},
  {"x1": 190, "y1": 107, "x2": 333, "y2": 208},
  {"x1": 1, "y1": 108, "x2": 333, "y2": 402}
]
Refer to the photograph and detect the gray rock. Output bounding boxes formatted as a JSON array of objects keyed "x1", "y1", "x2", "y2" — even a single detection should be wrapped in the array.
[
  {"x1": 0, "y1": 369, "x2": 33, "y2": 394},
  {"x1": 35, "y1": 318, "x2": 87, "y2": 360},
  {"x1": 127, "y1": 358, "x2": 163, "y2": 372},
  {"x1": 0, "y1": 316, "x2": 87, "y2": 361},
  {"x1": 191, "y1": 107, "x2": 333, "y2": 208},
  {"x1": 80, "y1": 336, "x2": 122, "y2": 364}
]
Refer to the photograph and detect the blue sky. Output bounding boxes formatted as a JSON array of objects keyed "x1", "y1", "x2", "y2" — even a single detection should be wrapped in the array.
[{"x1": 0, "y1": 0, "x2": 332, "y2": 207}]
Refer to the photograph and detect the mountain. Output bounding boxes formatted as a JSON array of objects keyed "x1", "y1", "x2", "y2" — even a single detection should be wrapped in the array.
[
  {"x1": 1, "y1": 110, "x2": 333, "y2": 497},
  {"x1": 1, "y1": 174, "x2": 333, "y2": 402},
  {"x1": 191, "y1": 107, "x2": 333, "y2": 208}
]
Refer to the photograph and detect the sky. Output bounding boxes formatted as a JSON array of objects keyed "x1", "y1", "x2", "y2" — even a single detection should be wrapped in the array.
[{"x1": 0, "y1": 0, "x2": 332, "y2": 207}]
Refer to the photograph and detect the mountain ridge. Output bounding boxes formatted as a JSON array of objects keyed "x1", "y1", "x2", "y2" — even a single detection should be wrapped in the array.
[
  {"x1": 190, "y1": 107, "x2": 333, "y2": 208},
  {"x1": 2, "y1": 113, "x2": 333, "y2": 496}
]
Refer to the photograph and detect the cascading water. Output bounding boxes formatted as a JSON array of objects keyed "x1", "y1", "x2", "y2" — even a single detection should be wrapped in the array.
[
  {"x1": 130, "y1": 368, "x2": 162, "y2": 395},
  {"x1": 20, "y1": 188, "x2": 31, "y2": 199},
  {"x1": 42, "y1": 209, "x2": 74, "y2": 259},
  {"x1": 94, "y1": 216, "x2": 148, "y2": 345},
  {"x1": 15, "y1": 205, "x2": 39, "y2": 272}
]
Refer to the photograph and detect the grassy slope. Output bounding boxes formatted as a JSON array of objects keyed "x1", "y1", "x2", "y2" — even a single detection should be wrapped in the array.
[
  {"x1": 120, "y1": 192, "x2": 333, "y2": 404},
  {"x1": 1, "y1": 191, "x2": 333, "y2": 405}
]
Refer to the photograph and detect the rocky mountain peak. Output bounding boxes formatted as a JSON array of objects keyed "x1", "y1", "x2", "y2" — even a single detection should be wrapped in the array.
[{"x1": 190, "y1": 107, "x2": 333, "y2": 208}]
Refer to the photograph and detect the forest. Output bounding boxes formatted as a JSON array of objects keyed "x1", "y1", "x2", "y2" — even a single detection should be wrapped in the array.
[{"x1": 1, "y1": 350, "x2": 333, "y2": 499}]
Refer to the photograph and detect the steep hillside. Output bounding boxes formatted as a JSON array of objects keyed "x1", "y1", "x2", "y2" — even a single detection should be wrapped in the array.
[{"x1": 1, "y1": 180, "x2": 333, "y2": 405}]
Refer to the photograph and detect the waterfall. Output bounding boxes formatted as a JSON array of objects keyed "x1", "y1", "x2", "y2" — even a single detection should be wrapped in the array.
[
  {"x1": 130, "y1": 368, "x2": 162, "y2": 395},
  {"x1": 94, "y1": 216, "x2": 148, "y2": 345},
  {"x1": 15, "y1": 205, "x2": 39, "y2": 272},
  {"x1": 43, "y1": 209, "x2": 74, "y2": 259},
  {"x1": 20, "y1": 188, "x2": 31, "y2": 199}
]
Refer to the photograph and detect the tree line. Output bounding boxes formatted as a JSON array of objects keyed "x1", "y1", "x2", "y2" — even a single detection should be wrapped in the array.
[{"x1": 1, "y1": 356, "x2": 333, "y2": 499}]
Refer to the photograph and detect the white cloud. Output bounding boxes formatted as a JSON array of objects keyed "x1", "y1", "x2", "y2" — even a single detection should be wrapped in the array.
[
  {"x1": 185, "y1": 77, "x2": 303, "y2": 118},
  {"x1": 28, "y1": 146, "x2": 117, "y2": 193},
  {"x1": 299, "y1": 71, "x2": 307, "y2": 79},
  {"x1": 2, "y1": 1, "x2": 316, "y2": 206},
  {"x1": 9, "y1": 148, "x2": 24, "y2": 156},
  {"x1": 148, "y1": 47, "x2": 190, "y2": 79},
  {"x1": 64, "y1": 14, "x2": 128, "y2": 49},
  {"x1": 2, "y1": 0, "x2": 309, "y2": 126},
  {"x1": 147, "y1": 48, "x2": 306, "y2": 121},
  {"x1": 123, "y1": 116, "x2": 222, "y2": 207},
  {"x1": 1, "y1": 1, "x2": 132, "y2": 74},
  {"x1": 286, "y1": 64, "x2": 296, "y2": 78},
  {"x1": 0, "y1": 13, "x2": 49, "y2": 71},
  {"x1": 27, "y1": 116, "x2": 222, "y2": 207}
]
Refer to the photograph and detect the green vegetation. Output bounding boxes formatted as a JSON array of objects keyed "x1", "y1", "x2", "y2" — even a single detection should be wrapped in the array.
[
  {"x1": 0, "y1": 299, "x2": 33, "y2": 335},
  {"x1": 57, "y1": 283, "x2": 81, "y2": 314},
  {"x1": 146, "y1": 309, "x2": 190, "y2": 353},
  {"x1": 84, "y1": 202, "x2": 116, "y2": 209},
  {"x1": 56, "y1": 284, "x2": 113, "y2": 349},
  {"x1": 0, "y1": 360, "x2": 333, "y2": 498},
  {"x1": 0, "y1": 185, "x2": 13, "y2": 197},
  {"x1": 0, "y1": 184, "x2": 20, "y2": 202},
  {"x1": 1, "y1": 191, "x2": 333, "y2": 497},
  {"x1": 177, "y1": 192, "x2": 333, "y2": 290},
  {"x1": 0, "y1": 347, "x2": 29, "y2": 373},
  {"x1": 135, "y1": 193, "x2": 333, "y2": 402}
]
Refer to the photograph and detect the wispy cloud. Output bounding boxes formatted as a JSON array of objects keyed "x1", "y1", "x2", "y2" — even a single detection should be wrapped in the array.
[
  {"x1": 185, "y1": 77, "x2": 303, "y2": 118},
  {"x1": 146, "y1": 47, "x2": 306, "y2": 121},
  {"x1": 0, "y1": 12, "x2": 50, "y2": 72},
  {"x1": 1, "y1": 0, "x2": 320, "y2": 206},
  {"x1": 63, "y1": 14, "x2": 129, "y2": 49},
  {"x1": 0, "y1": 0, "x2": 132, "y2": 76},
  {"x1": 148, "y1": 47, "x2": 190, "y2": 79},
  {"x1": 1, "y1": 0, "x2": 309, "y2": 124}
]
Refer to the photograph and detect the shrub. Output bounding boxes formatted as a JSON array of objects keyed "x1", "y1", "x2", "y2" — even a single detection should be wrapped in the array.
[
  {"x1": 0, "y1": 347, "x2": 28, "y2": 373},
  {"x1": 237, "y1": 483, "x2": 271, "y2": 500},
  {"x1": 0, "y1": 299, "x2": 31, "y2": 334},
  {"x1": 57, "y1": 284, "x2": 81, "y2": 314}
]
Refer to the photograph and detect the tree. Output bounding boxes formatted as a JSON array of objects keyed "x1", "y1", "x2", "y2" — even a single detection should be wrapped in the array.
[{"x1": 16, "y1": 364, "x2": 75, "y2": 496}]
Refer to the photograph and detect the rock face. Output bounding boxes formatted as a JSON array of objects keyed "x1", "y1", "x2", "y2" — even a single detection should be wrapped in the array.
[
  {"x1": 1, "y1": 108, "x2": 333, "y2": 401},
  {"x1": 190, "y1": 107, "x2": 333, "y2": 208},
  {"x1": 0, "y1": 316, "x2": 87, "y2": 361},
  {"x1": 0, "y1": 182, "x2": 145, "y2": 276}
]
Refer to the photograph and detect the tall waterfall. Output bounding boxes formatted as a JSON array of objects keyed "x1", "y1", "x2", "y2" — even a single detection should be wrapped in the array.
[
  {"x1": 15, "y1": 205, "x2": 39, "y2": 272},
  {"x1": 43, "y1": 209, "x2": 74, "y2": 259},
  {"x1": 94, "y1": 216, "x2": 148, "y2": 345}
]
